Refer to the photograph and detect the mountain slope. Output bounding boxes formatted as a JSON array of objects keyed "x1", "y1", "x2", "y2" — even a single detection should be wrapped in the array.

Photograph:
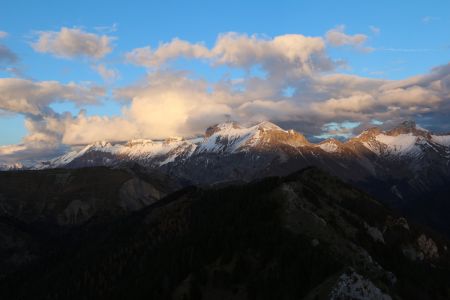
[
  {"x1": 0, "y1": 167, "x2": 449, "y2": 299},
  {"x1": 0, "y1": 165, "x2": 184, "y2": 280}
]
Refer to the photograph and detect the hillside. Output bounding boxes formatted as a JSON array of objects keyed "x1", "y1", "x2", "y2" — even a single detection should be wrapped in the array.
[{"x1": 0, "y1": 167, "x2": 449, "y2": 299}]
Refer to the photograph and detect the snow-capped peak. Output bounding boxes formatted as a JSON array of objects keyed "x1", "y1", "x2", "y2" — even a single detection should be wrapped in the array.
[
  {"x1": 10, "y1": 120, "x2": 450, "y2": 170},
  {"x1": 386, "y1": 120, "x2": 430, "y2": 137},
  {"x1": 197, "y1": 121, "x2": 305, "y2": 153},
  {"x1": 350, "y1": 120, "x2": 448, "y2": 157},
  {"x1": 205, "y1": 121, "x2": 243, "y2": 137},
  {"x1": 255, "y1": 121, "x2": 284, "y2": 131},
  {"x1": 354, "y1": 127, "x2": 382, "y2": 141},
  {"x1": 198, "y1": 122, "x2": 262, "y2": 153}
]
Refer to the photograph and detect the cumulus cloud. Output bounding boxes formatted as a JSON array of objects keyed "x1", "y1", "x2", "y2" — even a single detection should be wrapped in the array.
[
  {"x1": 0, "y1": 144, "x2": 26, "y2": 156},
  {"x1": 0, "y1": 78, "x2": 105, "y2": 162},
  {"x1": 126, "y1": 38, "x2": 210, "y2": 67},
  {"x1": 126, "y1": 33, "x2": 336, "y2": 78},
  {"x1": 0, "y1": 78, "x2": 104, "y2": 115},
  {"x1": 325, "y1": 25, "x2": 372, "y2": 51},
  {"x1": 0, "y1": 113, "x2": 72, "y2": 163},
  {"x1": 32, "y1": 27, "x2": 114, "y2": 59},
  {"x1": 308, "y1": 63, "x2": 450, "y2": 128},
  {"x1": 63, "y1": 62, "x2": 449, "y2": 143},
  {"x1": 62, "y1": 111, "x2": 138, "y2": 145},
  {"x1": 61, "y1": 71, "x2": 300, "y2": 144},
  {"x1": 63, "y1": 72, "x2": 234, "y2": 143}
]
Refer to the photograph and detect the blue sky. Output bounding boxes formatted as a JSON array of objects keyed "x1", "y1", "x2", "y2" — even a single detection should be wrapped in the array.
[{"x1": 0, "y1": 0, "x2": 449, "y2": 150}]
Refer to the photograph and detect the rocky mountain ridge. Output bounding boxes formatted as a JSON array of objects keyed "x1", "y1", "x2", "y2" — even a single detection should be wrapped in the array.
[
  {"x1": 6, "y1": 120, "x2": 447, "y2": 172},
  {"x1": 2, "y1": 120, "x2": 450, "y2": 235}
]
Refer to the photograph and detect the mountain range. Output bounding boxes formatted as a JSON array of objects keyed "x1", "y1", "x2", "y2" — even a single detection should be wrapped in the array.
[
  {"x1": 1, "y1": 120, "x2": 450, "y2": 299},
  {"x1": 5, "y1": 120, "x2": 449, "y2": 235}
]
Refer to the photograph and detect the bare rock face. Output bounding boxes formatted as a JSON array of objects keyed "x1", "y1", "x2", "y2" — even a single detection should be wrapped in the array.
[
  {"x1": 385, "y1": 216, "x2": 410, "y2": 231},
  {"x1": 60, "y1": 199, "x2": 94, "y2": 225},
  {"x1": 0, "y1": 167, "x2": 180, "y2": 226},
  {"x1": 330, "y1": 269, "x2": 392, "y2": 300},
  {"x1": 402, "y1": 245, "x2": 425, "y2": 261},
  {"x1": 417, "y1": 234, "x2": 439, "y2": 259},
  {"x1": 387, "y1": 120, "x2": 431, "y2": 138},
  {"x1": 401, "y1": 234, "x2": 440, "y2": 261},
  {"x1": 119, "y1": 178, "x2": 164, "y2": 211},
  {"x1": 366, "y1": 224, "x2": 385, "y2": 244}
]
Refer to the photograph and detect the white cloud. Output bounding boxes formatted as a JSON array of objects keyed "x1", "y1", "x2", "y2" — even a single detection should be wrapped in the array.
[
  {"x1": 0, "y1": 78, "x2": 105, "y2": 161},
  {"x1": 93, "y1": 64, "x2": 119, "y2": 82},
  {"x1": 0, "y1": 144, "x2": 26, "y2": 156},
  {"x1": 212, "y1": 33, "x2": 334, "y2": 76},
  {"x1": 0, "y1": 78, "x2": 104, "y2": 115},
  {"x1": 62, "y1": 111, "x2": 139, "y2": 145},
  {"x1": 62, "y1": 62, "x2": 449, "y2": 144},
  {"x1": 126, "y1": 33, "x2": 335, "y2": 78},
  {"x1": 0, "y1": 31, "x2": 8, "y2": 39},
  {"x1": 32, "y1": 27, "x2": 114, "y2": 59},
  {"x1": 325, "y1": 25, "x2": 372, "y2": 52},
  {"x1": 126, "y1": 38, "x2": 210, "y2": 67}
]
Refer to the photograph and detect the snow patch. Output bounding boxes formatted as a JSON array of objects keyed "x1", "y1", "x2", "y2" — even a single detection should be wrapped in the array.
[
  {"x1": 319, "y1": 141, "x2": 339, "y2": 153},
  {"x1": 431, "y1": 135, "x2": 450, "y2": 147},
  {"x1": 375, "y1": 133, "x2": 417, "y2": 154},
  {"x1": 197, "y1": 123, "x2": 264, "y2": 153}
]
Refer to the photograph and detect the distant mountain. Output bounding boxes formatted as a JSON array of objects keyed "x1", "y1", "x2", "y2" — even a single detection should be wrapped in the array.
[
  {"x1": 1, "y1": 167, "x2": 449, "y2": 299},
  {"x1": 26, "y1": 120, "x2": 450, "y2": 182},
  {"x1": 14, "y1": 120, "x2": 450, "y2": 235}
]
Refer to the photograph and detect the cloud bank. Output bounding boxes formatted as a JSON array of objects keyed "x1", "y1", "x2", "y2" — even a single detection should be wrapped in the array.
[
  {"x1": 127, "y1": 33, "x2": 335, "y2": 76},
  {"x1": 0, "y1": 78, "x2": 105, "y2": 162},
  {"x1": 1, "y1": 28, "x2": 450, "y2": 163}
]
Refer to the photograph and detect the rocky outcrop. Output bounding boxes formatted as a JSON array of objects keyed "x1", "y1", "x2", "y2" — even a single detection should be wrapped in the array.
[{"x1": 119, "y1": 178, "x2": 165, "y2": 211}]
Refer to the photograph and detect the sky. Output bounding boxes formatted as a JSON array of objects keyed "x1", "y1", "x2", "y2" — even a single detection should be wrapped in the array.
[{"x1": 0, "y1": 0, "x2": 449, "y2": 163}]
